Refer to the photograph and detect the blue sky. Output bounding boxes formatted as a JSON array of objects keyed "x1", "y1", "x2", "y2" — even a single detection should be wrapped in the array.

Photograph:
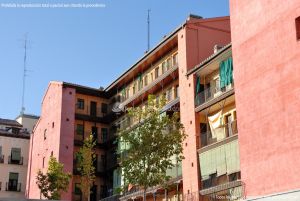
[{"x1": 0, "y1": 0, "x2": 229, "y2": 119}]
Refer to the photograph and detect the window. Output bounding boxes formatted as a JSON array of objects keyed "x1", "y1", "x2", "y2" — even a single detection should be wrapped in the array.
[
  {"x1": 92, "y1": 127, "x2": 98, "y2": 141},
  {"x1": 166, "y1": 88, "x2": 173, "y2": 101},
  {"x1": 74, "y1": 183, "x2": 82, "y2": 195},
  {"x1": 76, "y1": 124, "x2": 84, "y2": 135},
  {"x1": 124, "y1": 88, "x2": 129, "y2": 99},
  {"x1": 44, "y1": 129, "x2": 47, "y2": 140},
  {"x1": 42, "y1": 157, "x2": 45, "y2": 168},
  {"x1": 144, "y1": 75, "x2": 148, "y2": 86},
  {"x1": 167, "y1": 58, "x2": 172, "y2": 70},
  {"x1": 101, "y1": 128, "x2": 108, "y2": 142},
  {"x1": 0, "y1": 146, "x2": 3, "y2": 163},
  {"x1": 228, "y1": 171, "x2": 241, "y2": 182},
  {"x1": 8, "y1": 172, "x2": 19, "y2": 191},
  {"x1": 174, "y1": 85, "x2": 179, "y2": 98},
  {"x1": 77, "y1": 99, "x2": 84, "y2": 109},
  {"x1": 132, "y1": 83, "x2": 136, "y2": 94},
  {"x1": 138, "y1": 79, "x2": 143, "y2": 91},
  {"x1": 156, "y1": 95, "x2": 160, "y2": 105},
  {"x1": 296, "y1": 16, "x2": 300, "y2": 40},
  {"x1": 12, "y1": 128, "x2": 19, "y2": 134},
  {"x1": 10, "y1": 148, "x2": 21, "y2": 164},
  {"x1": 173, "y1": 53, "x2": 178, "y2": 66},
  {"x1": 155, "y1": 67, "x2": 159, "y2": 78},
  {"x1": 52, "y1": 122, "x2": 54, "y2": 128},
  {"x1": 101, "y1": 103, "x2": 108, "y2": 114},
  {"x1": 162, "y1": 62, "x2": 166, "y2": 74}
]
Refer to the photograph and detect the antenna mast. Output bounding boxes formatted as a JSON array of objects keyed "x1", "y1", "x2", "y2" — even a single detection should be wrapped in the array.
[
  {"x1": 147, "y1": 9, "x2": 151, "y2": 51},
  {"x1": 21, "y1": 34, "x2": 28, "y2": 115}
]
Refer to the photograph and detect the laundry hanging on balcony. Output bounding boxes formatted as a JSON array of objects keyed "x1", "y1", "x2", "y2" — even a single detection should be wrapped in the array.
[
  {"x1": 219, "y1": 57, "x2": 233, "y2": 88},
  {"x1": 208, "y1": 110, "x2": 224, "y2": 140}
]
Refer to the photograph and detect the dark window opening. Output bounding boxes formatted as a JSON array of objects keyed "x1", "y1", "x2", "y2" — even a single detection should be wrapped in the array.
[
  {"x1": 77, "y1": 99, "x2": 84, "y2": 109},
  {"x1": 76, "y1": 124, "x2": 84, "y2": 136},
  {"x1": 101, "y1": 128, "x2": 108, "y2": 143},
  {"x1": 296, "y1": 16, "x2": 300, "y2": 40},
  {"x1": 101, "y1": 103, "x2": 108, "y2": 114},
  {"x1": 90, "y1": 101, "x2": 97, "y2": 117}
]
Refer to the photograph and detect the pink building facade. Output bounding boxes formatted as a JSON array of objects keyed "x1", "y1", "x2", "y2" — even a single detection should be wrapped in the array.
[
  {"x1": 230, "y1": 0, "x2": 300, "y2": 200},
  {"x1": 26, "y1": 82, "x2": 75, "y2": 200}
]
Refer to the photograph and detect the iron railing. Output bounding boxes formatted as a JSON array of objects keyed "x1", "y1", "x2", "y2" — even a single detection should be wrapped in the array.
[
  {"x1": 99, "y1": 194, "x2": 120, "y2": 201},
  {"x1": 195, "y1": 83, "x2": 234, "y2": 107},
  {"x1": 6, "y1": 182, "x2": 21, "y2": 192},
  {"x1": 8, "y1": 156, "x2": 23, "y2": 165},
  {"x1": 75, "y1": 105, "x2": 103, "y2": 118},
  {"x1": 200, "y1": 120, "x2": 238, "y2": 148}
]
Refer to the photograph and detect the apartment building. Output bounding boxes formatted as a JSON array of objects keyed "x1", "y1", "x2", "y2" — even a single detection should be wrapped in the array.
[
  {"x1": 230, "y1": 0, "x2": 300, "y2": 200},
  {"x1": 102, "y1": 15, "x2": 231, "y2": 201},
  {"x1": 25, "y1": 82, "x2": 116, "y2": 201},
  {"x1": 26, "y1": 15, "x2": 231, "y2": 201},
  {"x1": 0, "y1": 118, "x2": 30, "y2": 198},
  {"x1": 183, "y1": 44, "x2": 244, "y2": 201}
]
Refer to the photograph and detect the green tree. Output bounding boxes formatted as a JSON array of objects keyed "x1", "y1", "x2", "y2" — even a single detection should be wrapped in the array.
[
  {"x1": 117, "y1": 95, "x2": 186, "y2": 201},
  {"x1": 36, "y1": 156, "x2": 72, "y2": 200},
  {"x1": 76, "y1": 134, "x2": 96, "y2": 201}
]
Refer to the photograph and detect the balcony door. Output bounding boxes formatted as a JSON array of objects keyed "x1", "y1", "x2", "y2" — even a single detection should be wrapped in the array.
[
  {"x1": 92, "y1": 126, "x2": 98, "y2": 142},
  {"x1": 90, "y1": 101, "x2": 97, "y2": 117},
  {"x1": 225, "y1": 114, "x2": 233, "y2": 137},
  {"x1": 8, "y1": 172, "x2": 19, "y2": 191},
  {"x1": 90, "y1": 185, "x2": 97, "y2": 201}
]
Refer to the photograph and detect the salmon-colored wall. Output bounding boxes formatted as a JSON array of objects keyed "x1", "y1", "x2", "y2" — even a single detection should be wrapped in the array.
[
  {"x1": 26, "y1": 82, "x2": 75, "y2": 200},
  {"x1": 178, "y1": 16, "x2": 231, "y2": 199},
  {"x1": 230, "y1": 0, "x2": 300, "y2": 197}
]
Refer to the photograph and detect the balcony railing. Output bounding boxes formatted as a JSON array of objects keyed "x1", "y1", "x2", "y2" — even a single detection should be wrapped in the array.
[
  {"x1": 75, "y1": 105, "x2": 103, "y2": 118},
  {"x1": 74, "y1": 131, "x2": 114, "y2": 145},
  {"x1": 6, "y1": 182, "x2": 21, "y2": 192},
  {"x1": 200, "y1": 120, "x2": 238, "y2": 148},
  {"x1": 99, "y1": 194, "x2": 121, "y2": 201},
  {"x1": 120, "y1": 64, "x2": 178, "y2": 106},
  {"x1": 195, "y1": 83, "x2": 234, "y2": 107},
  {"x1": 8, "y1": 156, "x2": 23, "y2": 165},
  {"x1": 166, "y1": 163, "x2": 182, "y2": 180},
  {"x1": 0, "y1": 155, "x2": 4, "y2": 163}
]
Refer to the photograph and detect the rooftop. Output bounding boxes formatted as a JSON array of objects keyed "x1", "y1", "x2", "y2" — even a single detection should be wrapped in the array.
[{"x1": 0, "y1": 118, "x2": 22, "y2": 127}]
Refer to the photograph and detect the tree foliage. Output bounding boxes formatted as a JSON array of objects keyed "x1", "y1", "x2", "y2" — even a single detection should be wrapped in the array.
[
  {"x1": 76, "y1": 134, "x2": 96, "y2": 201},
  {"x1": 36, "y1": 156, "x2": 71, "y2": 200},
  {"x1": 117, "y1": 95, "x2": 186, "y2": 194}
]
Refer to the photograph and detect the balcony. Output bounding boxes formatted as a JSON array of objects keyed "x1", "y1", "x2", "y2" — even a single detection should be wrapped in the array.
[
  {"x1": 74, "y1": 131, "x2": 114, "y2": 148},
  {"x1": 166, "y1": 163, "x2": 182, "y2": 181},
  {"x1": 6, "y1": 182, "x2": 21, "y2": 192},
  {"x1": 195, "y1": 83, "x2": 234, "y2": 112},
  {"x1": 200, "y1": 120, "x2": 238, "y2": 148},
  {"x1": 0, "y1": 155, "x2": 4, "y2": 163},
  {"x1": 8, "y1": 156, "x2": 23, "y2": 165},
  {"x1": 200, "y1": 179, "x2": 245, "y2": 200},
  {"x1": 75, "y1": 105, "x2": 107, "y2": 123},
  {"x1": 120, "y1": 64, "x2": 178, "y2": 107},
  {"x1": 99, "y1": 194, "x2": 121, "y2": 201}
]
